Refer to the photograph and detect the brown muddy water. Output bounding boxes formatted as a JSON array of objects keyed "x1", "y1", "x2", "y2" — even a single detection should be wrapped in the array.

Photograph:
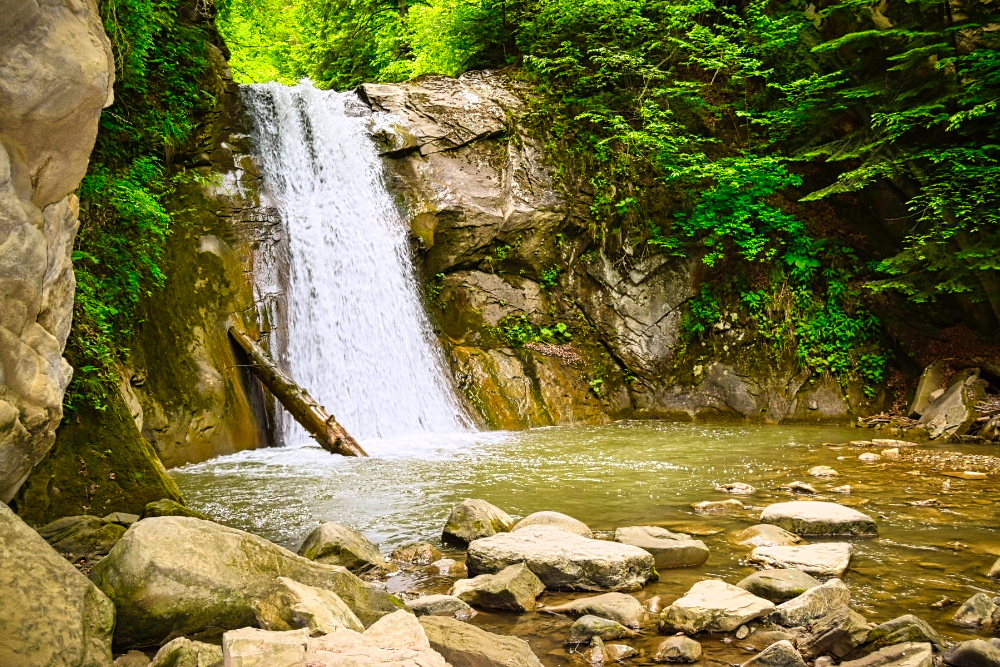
[{"x1": 172, "y1": 422, "x2": 1000, "y2": 665}]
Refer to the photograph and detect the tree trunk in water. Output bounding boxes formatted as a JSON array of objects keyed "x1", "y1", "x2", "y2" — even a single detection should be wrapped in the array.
[{"x1": 228, "y1": 326, "x2": 368, "y2": 457}]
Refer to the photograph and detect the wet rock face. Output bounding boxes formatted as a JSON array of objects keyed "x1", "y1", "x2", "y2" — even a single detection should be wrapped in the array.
[
  {"x1": 0, "y1": 0, "x2": 114, "y2": 503},
  {"x1": 362, "y1": 71, "x2": 869, "y2": 428}
]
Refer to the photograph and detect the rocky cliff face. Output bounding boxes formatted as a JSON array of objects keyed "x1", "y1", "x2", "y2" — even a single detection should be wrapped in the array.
[
  {"x1": 0, "y1": 0, "x2": 115, "y2": 502},
  {"x1": 361, "y1": 72, "x2": 880, "y2": 427}
]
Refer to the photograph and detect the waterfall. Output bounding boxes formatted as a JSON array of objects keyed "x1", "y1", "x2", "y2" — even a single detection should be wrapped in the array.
[{"x1": 242, "y1": 81, "x2": 472, "y2": 443}]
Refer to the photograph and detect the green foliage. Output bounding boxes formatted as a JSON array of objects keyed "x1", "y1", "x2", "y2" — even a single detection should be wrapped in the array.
[
  {"x1": 680, "y1": 285, "x2": 721, "y2": 342},
  {"x1": 425, "y1": 272, "x2": 447, "y2": 307},
  {"x1": 493, "y1": 315, "x2": 572, "y2": 348},
  {"x1": 68, "y1": 0, "x2": 216, "y2": 410},
  {"x1": 540, "y1": 265, "x2": 560, "y2": 291}
]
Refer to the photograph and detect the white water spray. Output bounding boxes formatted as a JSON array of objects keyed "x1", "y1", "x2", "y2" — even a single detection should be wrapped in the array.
[{"x1": 242, "y1": 81, "x2": 471, "y2": 443}]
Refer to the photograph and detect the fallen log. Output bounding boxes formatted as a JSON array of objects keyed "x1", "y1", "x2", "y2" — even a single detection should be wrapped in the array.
[{"x1": 228, "y1": 325, "x2": 367, "y2": 457}]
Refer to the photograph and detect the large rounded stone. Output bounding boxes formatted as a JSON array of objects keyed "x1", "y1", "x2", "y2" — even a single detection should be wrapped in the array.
[
  {"x1": 390, "y1": 542, "x2": 442, "y2": 565},
  {"x1": 742, "y1": 640, "x2": 808, "y2": 667},
  {"x1": 731, "y1": 525, "x2": 803, "y2": 548},
  {"x1": 149, "y1": 638, "x2": 221, "y2": 667},
  {"x1": 406, "y1": 595, "x2": 475, "y2": 620},
  {"x1": 747, "y1": 543, "x2": 853, "y2": 577},
  {"x1": 760, "y1": 501, "x2": 877, "y2": 536},
  {"x1": 442, "y1": 499, "x2": 515, "y2": 546},
  {"x1": 466, "y1": 525, "x2": 654, "y2": 591},
  {"x1": 660, "y1": 579, "x2": 775, "y2": 634},
  {"x1": 845, "y1": 615, "x2": 944, "y2": 660},
  {"x1": 769, "y1": 579, "x2": 850, "y2": 626},
  {"x1": 542, "y1": 592, "x2": 646, "y2": 628},
  {"x1": 139, "y1": 498, "x2": 209, "y2": 521},
  {"x1": 799, "y1": 607, "x2": 873, "y2": 660},
  {"x1": 567, "y1": 615, "x2": 635, "y2": 644},
  {"x1": 655, "y1": 636, "x2": 703, "y2": 663},
  {"x1": 449, "y1": 562, "x2": 545, "y2": 611},
  {"x1": 511, "y1": 511, "x2": 592, "y2": 537},
  {"x1": 736, "y1": 569, "x2": 821, "y2": 603},
  {"x1": 89, "y1": 516, "x2": 404, "y2": 648},
  {"x1": 419, "y1": 615, "x2": 543, "y2": 667},
  {"x1": 943, "y1": 640, "x2": 1000, "y2": 667},
  {"x1": 297, "y1": 522, "x2": 395, "y2": 575},
  {"x1": 253, "y1": 576, "x2": 364, "y2": 636},
  {"x1": 614, "y1": 526, "x2": 709, "y2": 569},
  {"x1": 0, "y1": 503, "x2": 115, "y2": 667},
  {"x1": 952, "y1": 593, "x2": 998, "y2": 630},
  {"x1": 36, "y1": 515, "x2": 126, "y2": 568}
]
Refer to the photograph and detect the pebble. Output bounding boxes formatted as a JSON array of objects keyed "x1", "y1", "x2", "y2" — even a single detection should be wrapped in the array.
[{"x1": 736, "y1": 625, "x2": 750, "y2": 640}]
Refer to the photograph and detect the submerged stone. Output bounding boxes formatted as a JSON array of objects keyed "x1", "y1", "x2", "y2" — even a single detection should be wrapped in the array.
[
  {"x1": 567, "y1": 615, "x2": 635, "y2": 644},
  {"x1": 542, "y1": 592, "x2": 646, "y2": 628},
  {"x1": 731, "y1": 525, "x2": 803, "y2": 548},
  {"x1": 512, "y1": 511, "x2": 592, "y2": 537},
  {"x1": 654, "y1": 636, "x2": 702, "y2": 663}
]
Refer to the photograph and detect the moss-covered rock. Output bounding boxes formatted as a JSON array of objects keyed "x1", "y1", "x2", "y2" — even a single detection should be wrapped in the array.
[
  {"x1": 12, "y1": 389, "x2": 183, "y2": 526},
  {"x1": 36, "y1": 515, "x2": 127, "y2": 571},
  {"x1": 139, "y1": 498, "x2": 208, "y2": 521}
]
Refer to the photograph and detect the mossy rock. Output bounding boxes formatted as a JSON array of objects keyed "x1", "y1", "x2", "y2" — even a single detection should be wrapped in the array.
[
  {"x1": 12, "y1": 389, "x2": 183, "y2": 526},
  {"x1": 139, "y1": 498, "x2": 208, "y2": 521}
]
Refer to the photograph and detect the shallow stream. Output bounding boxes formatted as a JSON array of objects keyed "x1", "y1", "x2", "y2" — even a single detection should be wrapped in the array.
[{"x1": 173, "y1": 422, "x2": 1000, "y2": 665}]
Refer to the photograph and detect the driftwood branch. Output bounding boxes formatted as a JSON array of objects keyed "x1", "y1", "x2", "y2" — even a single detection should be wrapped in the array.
[{"x1": 228, "y1": 326, "x2": 367, "y2": 457}]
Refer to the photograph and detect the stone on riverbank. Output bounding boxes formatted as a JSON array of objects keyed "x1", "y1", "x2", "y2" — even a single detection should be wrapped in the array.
[
  {"x1": 952, "y1": 593, "x2": 998, "y2": 630},
  {"x1": 430, "y1": 558, "x2": 466, "y2": 577},
  {"x1": 943, "y1": 640, "x2": 1000, "y2": 667},
  {"x1": 732, "y1": 525, "x2": 803, "y2": 548},
  {"x1": 692, "y1": 499, "x2": 746, "y2": 513},
  {"x1": 36, "y1": 515, "x2": 126, "y2": 570},
  {"x1": 467, "y1": 525, "x2": 654, "y2": 591},
  {"x1": 760, "y1": 501, "x2": 877, "y2": 536},
  {"x1": 139, "y1": 498, "x2": 208, "y2": 520},
  {"x1": 840, "y1": 642, "x2": 933, "y2": 667},
  {"x1": 989, "y1": 558, "x2": 1000, "y2": 580},
  {"x1": 809, "y1": 466, "x2": 839, "y2": 477},
  {"x1": 742, "y1": 640, "x2": 807, "y2": 667},
  {"x1": 406, "y1": 594, "x2": 475, "y2": 619},
  {"x1": 568, "y1": 615, "x2": 635, "y2": 644},
  {"x1": 736, "y1": 569, "x2": 821, "y2": 603},
  {"x1": 449, "y1": 562, "x2": 544, "y2": 611},
  {"x1": 298, "y1": 522, "x2": 396, "y2": 575},
  {"x1": 769, "y1": 578, "x2": 850, "y2": 626},
  {"x1": 253, "y1": 576, "x2": 364, "y2": 635},
  {"x1": 222, "y1": 627, "x2": 309, "y2": 667},
  {"x1": 390, "y1": 542, "x2": 442, "y2": 565},
  {"x1": 748, "y1": 543, "x2": 853, "y2": 576},
  {"x1": 420, "y1": 615, "x2": 543, "y2": 667},
  {"x1": 718, "y1": 483, "x2": 756, "y2": 494},
  {"x1": 442, "y1": 499, "x2": 515, "y2": 546},
  {"x1": 149, "y1": 638, "x2": 221, "y2": 667},
  {"x1": 0, "y1": 503, "x2": 115, "y2": 667},
  {"x1": 845, "y1": 615, "x2": 944, "y2": 660},
  {"x1": 859, "y1": 453, "x2": 882, "y2": 463},
  {"x1": 542, "y1": 592, "x2": 646, "y2": 628},
  {"x1": 654, "y1": 636, "x2": 702, "y2": 663},
  {"x1": 661, "y1": 579, "x2": 775, "y2": 634},
  {"x1": 605, "y1": 643, "x2": 640, "y2": 662},
  {"x1": 800, "y1": 606, "x2": 873, "y2": 659},
  {"x1": 90, "y1": 516, "x2": 404, "y2": 648},
  {"x1": 512, "y1": 511, "x2": 592, "y2": 537},
  {"x1": 614, "y1": 525, "x2": 709, "y2": 569}
]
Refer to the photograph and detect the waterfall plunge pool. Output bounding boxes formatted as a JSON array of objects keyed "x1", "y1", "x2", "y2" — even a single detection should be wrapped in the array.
[{"x1": 173, "y1": 422, "x2": 999, "y2": 665}]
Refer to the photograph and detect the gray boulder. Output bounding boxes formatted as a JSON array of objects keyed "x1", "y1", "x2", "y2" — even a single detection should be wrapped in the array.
[
  {"x1": 743, "y1": 630, "x2": 802, "y2": 652},
  {"x1": 442, "y1": 498, "x2": 515, "y2": 546},
  {"x1": 115, "y1": 651, "x2": 150, "y2": 667},
  {"x1": 466, "y1": 525, "x2": 654, "y2": 591},
  {"x1": 614, "y1": 526, "x2": 709, "y2": 569},
  {"x1": 747, "y1": 543, "x2": 853, "y2": 577},
  {"x1": 89, "y1": 516, "x2": 404, "y2": 648},
  {"x1": 297, "y1": 522, "x2": 396, "y2": 575},
  {"x1": 542, "y1": 592, "x2": 646, "y2": 628},
  {"x1": 989, "y1": 557, "x2": 1000, "y2": 580},
  {"x1": 655, "y1": 636, "x2": 702, "y2": 663},
  {"x1": 406, "y1": 594, "x2": 475, "y2": 620},
  {"x1": 742, "y1": 640, "x2": 808, "y2": 667},
  {"x1": 732, "y1": 525, "x2": 803, "y2": 548},
  {"x1": 917, "y1": 369, "x2": 986, "y2": 439},
  {"x1": 389, "y1": 542, "x2": 442, "y2": 565},
  {"x1": 222, "y1": 627, "x2": 309, "y2": 667},
  {"x1": 36, "y1": 515, "x2": 126, "y2": 569},
  {"x1": 840, "y1": 642, "x2": 933, "y2": 667},
  {"x1": 253, "y1": 576, "x2": 364, "y2": 635},
  {"x1": 0, "y1": 503, "x2": 115, "y2": 667},
  {"x1": 909, "y1": 361, "x2": 945, "y2": 418},
  {"x1": 943, "y1": 640, "x2": 1000, "y2": 667},
  {"x1": 800, "y1": 606, "x2": 873, "y2": 659},
  {"x1": 661, "y1": 579, "x2": 775, "y2": 634},
  {"x1": 148, "y1": 638, "x2": 222, "y2": 667},
  {"x1": 511, "y1": 511, "x2": 592, "y2": 537},
  {"x1": 760, "y1": 502, "x2": 877, "y2": 536},
  {"x1": 845, "y1": 615, "x2": 943, "y2": 660},
  {"x1": 605, "y1": 643, "x2": 640, "y2": 662},
  {"x1": 736, "y1": 569, "x2": 821, "y2": 603},
  {"x1": 567, "y1": 615, "x2": 635, "y2": 644},
  {"x1": 449, "y1": 562, "x2": 544, "y2": 611},
  {"x1": 769, "y1": 579, "x2": 850, "y2": 626},
  {"x1": 952, "y1": 593, "x2": 998, "y2": 630},
  {"x1": 419, "y1": 615, "x2": 543, "y2": 667}
]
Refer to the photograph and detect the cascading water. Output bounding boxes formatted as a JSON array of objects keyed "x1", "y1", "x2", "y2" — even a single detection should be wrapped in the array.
[{"x1": 242, "y1": 81, "x2": 472, "y2": 443}]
